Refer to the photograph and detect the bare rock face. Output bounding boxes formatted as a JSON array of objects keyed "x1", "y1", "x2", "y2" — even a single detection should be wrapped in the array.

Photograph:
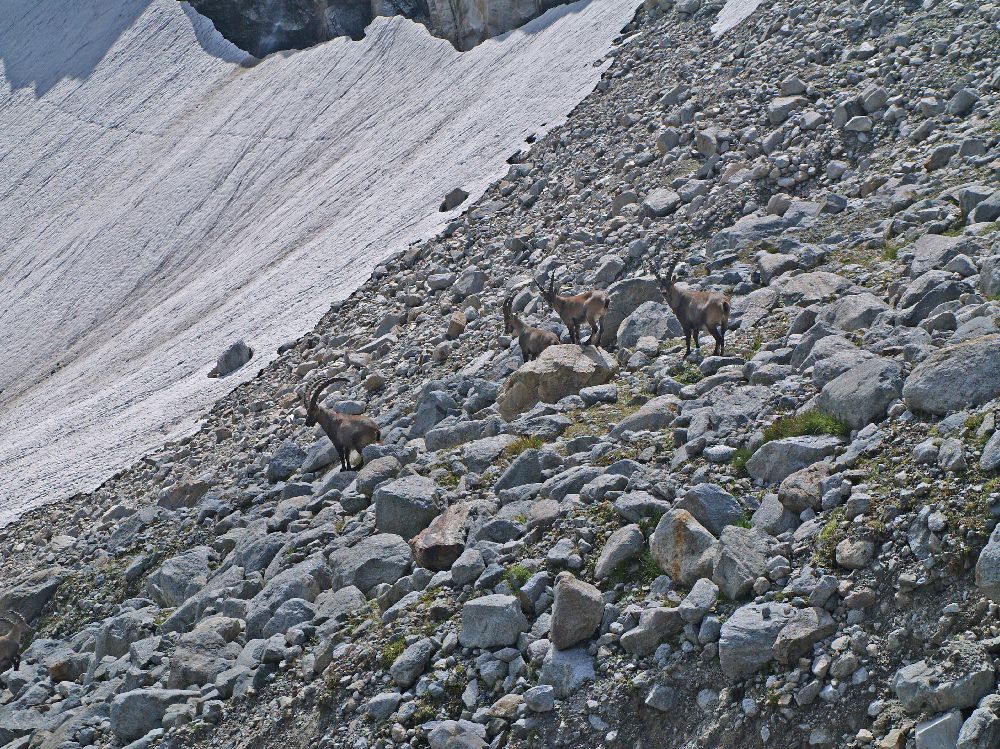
[
  {"x1": 496, "y1": 344, "x2": 618, "y2": 420},
  {"x1": 189, "y1": 0, "x2": 571, "y2": 57},
  {"x1": 426, "y1": 0, "x2": 569, "y2": 51}
]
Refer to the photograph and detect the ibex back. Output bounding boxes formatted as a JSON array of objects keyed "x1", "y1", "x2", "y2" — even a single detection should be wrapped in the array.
[
  {"x1": 536, "y1": 273, "x2": 610, "y2": 346},
  {"x1": 649, "y1": 255, "x2": 730, "y2": 358},
  {"x1": 304, "y1": 377, "x2": 381, "y2": 472}
]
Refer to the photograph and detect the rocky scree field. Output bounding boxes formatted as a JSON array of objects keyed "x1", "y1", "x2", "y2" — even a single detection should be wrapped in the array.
[{"x1": 3, "y1": 0, "x2": 1000, "y2": 747}]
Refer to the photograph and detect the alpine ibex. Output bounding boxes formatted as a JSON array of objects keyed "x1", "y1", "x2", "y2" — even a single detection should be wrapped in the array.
[
  {"x1": 503, "y1": 294, "x2": 560, "y2": 362},
  {"x1": 536, "y1": 273, "x2": 611, "y2": 346},
  {"x1": 649, "y1": 255, "x2": 730, "y2": 358},
  {"x1": 304, "y1": 377, "x2": 381, "y2": 472},
  {"x1": 0, "y1": 611, "x2": 30, "y2": 675}
]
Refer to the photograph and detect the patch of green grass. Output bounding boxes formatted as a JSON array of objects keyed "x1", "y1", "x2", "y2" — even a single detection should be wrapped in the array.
[
  {"x1": 762, "y1": 410, "x2": 849, "y2": 444},
  {"x1": 606, "y1": 550, "x2": 662, "y2": 588},
  {"x1": 882, "y1": 240, "x2": 902, "y2": 261},
  {"x1": 503, "y1": 435, "x2": 543, "y2": 460},
  {"x1": 673, "y1": 363, "x2": 704, "y2": 385},
  {"x1": 815, "y1": 507, "x2": 846, "y2": 564},
  {"x1": 380, "y1": 639, "x2": 405, "y2": 667},
  {"x1": 940, "y1": 226, "x2": 963, "y2": 237},
  {"x1": 732, "y1": 447, "x2": 753, "y2": 476},
  {"x1": 730, "y1": 517, "x2": 752, "y2": 529},
  {"x1": 504, "y1": 564, "x2": 532, "y2": 589}
]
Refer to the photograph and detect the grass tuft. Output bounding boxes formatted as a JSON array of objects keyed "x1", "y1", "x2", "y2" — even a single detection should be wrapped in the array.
[
  {"x1": 381, "y1": 639, "x2": 405, "y2": 667},
  {"x1": 762, "y1": 410, "x2": 849, "y2": 444},
  {"x1": 504, "y1": 564, "x2": 532, "y2": 589},
  {"x1": 503, "y1": 435, "x2": 543, "y2": 459}
]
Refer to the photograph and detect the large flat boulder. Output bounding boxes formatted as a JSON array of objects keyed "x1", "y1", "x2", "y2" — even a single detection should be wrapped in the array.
[
  {"x1": 329, "y1": 534, "x2": 412, "y2": 594},
  {"x1": 746, "y1": 435, "x2": 842, "y2": 485},
  {"x1": 374, "y1": 476, "x2": 442, "y2": 540},
  {"x1": 903, "y1": 335, "x2": 1000, "y2": 415},
  {"x1": 718, "y1": 602, "x2": 796, "y2": 680},
  {"x1": 497, "y1": 345, "x2": 618, "y2": 420},
  {"x1": 816, "y1": 357, "x2": 903, "y2": 430}
]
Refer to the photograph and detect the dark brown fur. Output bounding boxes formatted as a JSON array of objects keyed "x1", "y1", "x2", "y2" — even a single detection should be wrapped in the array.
[
  {"x1": 536, "y1": 273, "x2": 610, "y2": 346},
  {"x1": 304, "y1": 377, "x2": 381, "y2": 472},
  {"x1": 502, "y1": 294, "x2": 560, "y2": 362},
  {"x1": 649, "y1": 255, "x2": 731, "y2": 357}
]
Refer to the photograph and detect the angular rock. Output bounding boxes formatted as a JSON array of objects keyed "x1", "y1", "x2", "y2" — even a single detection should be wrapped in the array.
[
  {"x1": 772, "y1": 607, "x2": 836, "y2": 664},
  {"x1": 459, "y1": 595, "x2": 528, "y2": 649},
  {"x1": 711, "y1": 525, "x2": 770, "y2": 600},
  {"x1": 594, "y1": 524, "x2": 644, "y2": 580},
  {"x1": 675, "y1": 483, "x2": 744, "y2": 537},
  {"x1": 374, "y1": 476, "x2": 441, "y2": 540},
  {"x1": 816, "y1": 357, "x2": 903, "y2": 430},
  {"x1": 110, "y1": 688, "x2": 200, "y2": 742},
  {"x1": 329, "y1": 534, "x2": 412, "y2": 593},
  {"x1": 718, "y1": 602, "x2": 795, "y2": 680},
  {"x1": 904, "y1": 336, "x2": 1000, "y2": 415},
  {"x1": 649, "y1": 509, "x2": 717, "y2": 586},
  {"x1": 745, "y1": 435, "x2": 842, "y2": 485},
  {"x1": 412, "y1": 502, "x2": 470, "y2": 571},
  {"x1": 549, "y1": 573, "x2": 603, "y2": 650},
  {"x1": 497, "y1": 345, "x2": 618, "y2": 420}
]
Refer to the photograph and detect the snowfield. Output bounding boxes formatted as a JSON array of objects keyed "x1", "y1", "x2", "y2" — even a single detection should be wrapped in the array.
[{"x1": 0, "y1": 0, "x2": 642, "y2": 523}]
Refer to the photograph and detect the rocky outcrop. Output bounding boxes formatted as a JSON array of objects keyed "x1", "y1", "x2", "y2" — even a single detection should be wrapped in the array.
[{"x1": 189, "y1": 0, "x2": 573, "y2": 56}]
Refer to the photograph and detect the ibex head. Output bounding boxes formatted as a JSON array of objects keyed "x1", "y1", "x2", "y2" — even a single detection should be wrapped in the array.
[
  {"x1": 535, "y1": 272, "x2": 557, "y2": 304},
  {"x1": 648, "y1": 253, "x2": 681, "y2": 293},
  {"x1": 304, "y1": 377, "x2": 348, "y2": 427}
]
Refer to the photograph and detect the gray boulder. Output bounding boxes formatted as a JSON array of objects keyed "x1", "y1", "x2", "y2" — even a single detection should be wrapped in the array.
[
  {"x1": 893, "y1": 659, "x2": 995, "y2": 713},
  {"x1": 146, "y1": 546, "x2": 213, "y2": 608},
  {"x1": 619, "y1": 606, "x2": 683, "y2": 656},
  {"x1": 711, "y1": 525, "x2": 771, "y2": 599},
  {"x1": 772, "y1": 607, "x2": 836, "y2": 664},
  {"x1": 390, "y1": 637, "x2": 435, "y2": 688},
  {"x1": 616, "y1": 301, "x2": 682, "y2": 349},
  {"x1": 718, "y1": 602, "x2": 796, "y2": 680},
  {"x1": 110, "y1": 688, "x2": 200, "y2": 742},
  {"x1": 459, "y1": 595, "x2": 528, "y2": 649},
  {"x1": 816, "y1": 293, "x2": 887, "y2": 331},
  {"x1": 355, "y1": 456, "x2": 402, "y2": 498},
  {"x1": 649, "y1": 509, "x2": 717, "y2": 586},
  {"x1": 266, "y1": 440, "x2": 306, "y2": 482},
  {"x1": 329, "y1": 534, "x2": 412, "y2": 593},
  {"x1": 675, "y1": 483, "x2": 744, "y2": 537},
  {"x1": 374, "y1": 476, "x2": 441, "y2": 539},
  {"x1": 976, "y1": 523, "x2": 1000, "y2": 602},
  {"x1": 957, "y1": 694, "x2": 1000, "y2": 748},
  {"x1": 816, "y1": 357, "x2": 903, "y2": 430},
  {"x1": 745, "y1": 435, "x2": 842, "y2": 484},
  {"x1": 549, "y1": 573, "x2": 603, "y2": 650},
  {"x1": 538, "y1": 646, "x2": 596, "y2": 698},
  {"x1": 594, "y1": 524, "x2": 644, "y2": 580},
  {"x1": 903, "y1": 336, "x2": 1000, "y2": 415},
  {"x1": 599, "y1": 277, "x2": 663, "y2": 348},
  {"x1": 208, "y1": 339, "x2": 253, "y2": 377}
]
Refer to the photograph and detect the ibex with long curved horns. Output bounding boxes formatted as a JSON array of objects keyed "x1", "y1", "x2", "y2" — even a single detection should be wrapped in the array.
[
  {"x1": 649, "y1": 255, "x2": 730, "y2": 358},
  {"x1": 536, "y1": 273, "x2": 610, "y2": 346},
  {"x1": 503, "y1": 294, "x2": 559, "y2": 362},
  {"x1": 304, "y1": 377, "x2": 381, "y2": 472}
]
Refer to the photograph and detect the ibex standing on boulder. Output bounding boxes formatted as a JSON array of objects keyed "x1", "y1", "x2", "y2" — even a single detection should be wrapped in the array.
[
  {"x1": 0, "y1": 611, "x2": 30, "y2": 676},
  {"x1": 537, "y1": 273, "x2": 610, "y2": 346},
  {"x1": 304, "y1": 377, "x2": 381, "y2": 472},
  {"x1": 503, "y1": 294, "x2": 560, "y2": 362},
  {"x1": 649, "y1": 255, "x2": 730, "y2": 358}
]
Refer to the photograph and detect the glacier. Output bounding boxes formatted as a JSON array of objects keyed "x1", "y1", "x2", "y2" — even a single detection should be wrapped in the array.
[{"x1": 0, "y1": 0, "x2": 642, "y2": 523}]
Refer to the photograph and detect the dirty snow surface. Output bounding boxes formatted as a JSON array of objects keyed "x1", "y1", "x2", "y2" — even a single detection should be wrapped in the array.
[
  {"x1": 0, "y1": 0, "x2": 642, "y2": 523},
  {"x1": 711, "y1": 0, "x2": 766, "y2": 36}
]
